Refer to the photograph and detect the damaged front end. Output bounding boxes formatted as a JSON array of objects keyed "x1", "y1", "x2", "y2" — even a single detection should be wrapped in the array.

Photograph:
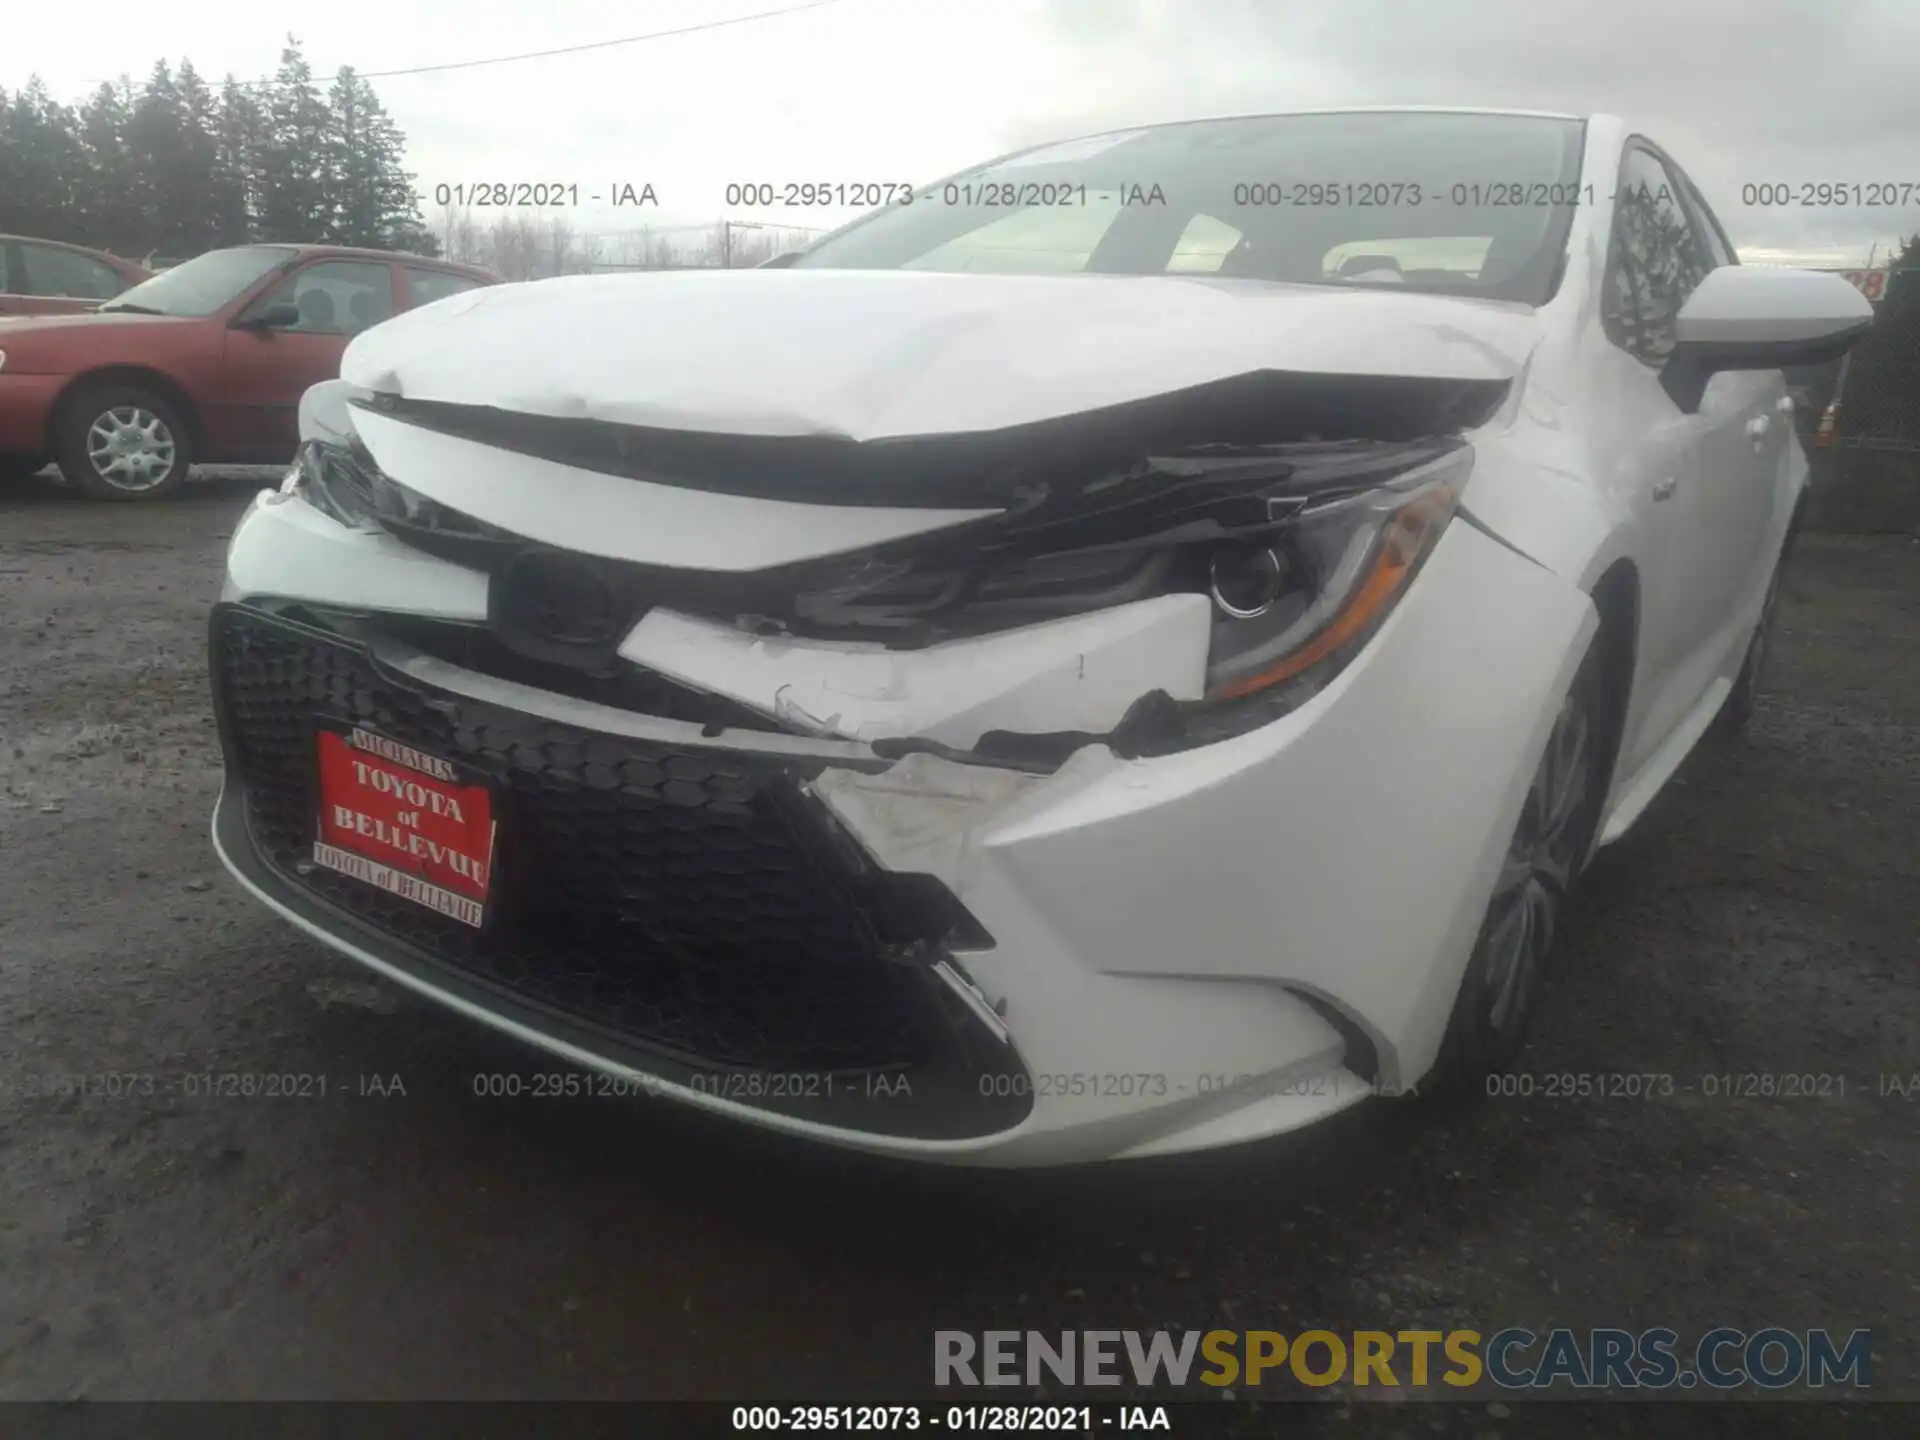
[
  {"x1": 283, "y1": 368, "x2": 1503, "y2": 762},
  {"x1": 213, "y1": 360, "x2": 1576, "y2": 1161}
]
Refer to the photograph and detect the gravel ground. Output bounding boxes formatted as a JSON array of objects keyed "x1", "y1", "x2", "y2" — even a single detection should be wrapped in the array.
[{"x1": 0, "y1": 473, "x2": 1914, "y2": 1432}]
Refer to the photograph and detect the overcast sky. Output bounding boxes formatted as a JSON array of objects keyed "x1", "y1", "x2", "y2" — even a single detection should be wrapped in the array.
[{"x1": 13, "y1": 0, "x2": 1917, "y2": 265}]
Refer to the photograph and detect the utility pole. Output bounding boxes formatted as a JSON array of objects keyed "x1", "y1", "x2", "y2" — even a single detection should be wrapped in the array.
[{"x1": 721, "y1": 219, "x2": 765, "y2": 269}]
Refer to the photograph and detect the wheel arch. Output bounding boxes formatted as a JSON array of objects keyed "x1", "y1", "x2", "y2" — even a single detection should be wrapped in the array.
[{"x1": 49, "y1": 366, "x2": 207, "y2": 457}]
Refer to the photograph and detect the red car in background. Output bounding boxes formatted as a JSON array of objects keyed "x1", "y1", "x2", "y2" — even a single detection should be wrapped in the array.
[
  {"x1": 0, "y1": 235, "x2": 153, "y2": 317},
  {"x1": 0, "y1": 244, "x2": 498, "y2": 500}
]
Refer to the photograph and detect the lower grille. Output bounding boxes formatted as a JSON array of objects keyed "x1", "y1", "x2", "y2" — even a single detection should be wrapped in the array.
[{"x1": 210, "y1": 603, "x2": 1024, "y2": 1135}]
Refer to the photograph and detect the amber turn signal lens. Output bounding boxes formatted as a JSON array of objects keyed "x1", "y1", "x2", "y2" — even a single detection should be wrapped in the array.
[{"x1": 1212, "y1": 483, "x2": 1457, "y2": 700}]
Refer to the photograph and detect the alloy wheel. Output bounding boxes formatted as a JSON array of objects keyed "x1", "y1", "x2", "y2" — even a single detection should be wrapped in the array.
[
  {"x1": 85, "y1": 406, "x2": 177, "y2": 493},
  {"x1": 1479, "y1": 685, "x2": 1593, "y2": 1032}
]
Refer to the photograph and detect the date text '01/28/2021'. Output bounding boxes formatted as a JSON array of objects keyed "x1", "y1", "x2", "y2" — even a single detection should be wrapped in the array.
[{"x1": 432, "y1": 182, "x2": 658, "y2": 207}]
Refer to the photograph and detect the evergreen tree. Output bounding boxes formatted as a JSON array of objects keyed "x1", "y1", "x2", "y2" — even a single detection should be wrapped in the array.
[
  {"x1": 1, "y1": 46, "x2": 434, "y2": 257},
  {"x1": 1, "y1": 79, "x2": 89, "y2": 241},
  {"x1": 171, "y1": 61, "x2": 224, "y2": 254},
  {"x1": 325, "y1": 67, "x2": 436, "y2": 253},
  {"x1": 75, "y1": 80, "x2": 139, "y2": 251},
  {"x1": 325, "y1": 66, "x2": 377, "y2": 245},
  {"x1": 127, "y1": 61, "x2": 190, "y2": 254},
  {"x1": 212, "y1": 77, "x2": 268, "y2": 246},
  {"x1": 256, "y1": 38, "x2": 335, "y2": 242}
]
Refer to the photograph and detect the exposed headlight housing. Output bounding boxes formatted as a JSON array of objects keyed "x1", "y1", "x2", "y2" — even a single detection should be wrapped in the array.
[
  {"x1": 792, "y1": 438, "x2": 1469, "y2": 741},
  {"x1": 282, "y1": 440, "x2": 384, "y2": 530},
  {"x1": 285, "y1": 439, "x2": 515, "y2": 553},
  {"x1": 1197, "y1": 444, "x2": 1465, "y2": 701}
]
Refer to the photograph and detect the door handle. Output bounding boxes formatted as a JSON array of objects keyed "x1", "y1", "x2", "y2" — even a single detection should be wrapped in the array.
[
  {"x1": 1652, "y1": 476, "x2": 1677, "y2": 502},
  {"x1": 1746, "y1": 415, "x2": 1772, "y2": 439}
]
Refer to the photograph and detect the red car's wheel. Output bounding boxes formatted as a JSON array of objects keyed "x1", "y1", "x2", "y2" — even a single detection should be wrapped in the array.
[{"x1": 56, "y1": 384, "x2": 194, "y2": 501}]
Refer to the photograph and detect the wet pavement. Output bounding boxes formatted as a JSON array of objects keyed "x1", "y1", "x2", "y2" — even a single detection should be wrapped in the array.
[{"x1": 1, "y1": 473, "x2": 1914, "y2": 1431}]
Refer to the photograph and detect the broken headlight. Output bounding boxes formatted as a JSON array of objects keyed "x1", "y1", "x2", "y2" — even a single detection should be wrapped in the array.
[
  {"x1": 282, "y1": 439, "x2": 394, "y2": 530},
  {"x1": 790, "y1": 439, "x2": 1468, "y2": 707},
  {"x1": 284, "y1": 440, "x2": 517, "y2": 557},
  {"x1": 1196, "y1": 443, "x2": 1465, "y2": 700}
]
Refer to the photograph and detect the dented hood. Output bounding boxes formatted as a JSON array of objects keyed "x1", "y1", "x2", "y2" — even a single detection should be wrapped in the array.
[{"x1": 342, "y1": 268, "x2": 1537, "y2": 442}]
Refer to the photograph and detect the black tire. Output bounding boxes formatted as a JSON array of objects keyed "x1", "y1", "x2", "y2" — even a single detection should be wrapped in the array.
[
  {"x1": 55, "y1": 384, "x2": 194, "y2": 501},
  {"x1": 1426, "y1": 638, "x2": 1609, "y2": 1092},
  {"x1": 1709, "y1": 517, "x2": 1799, "y2": 743}
]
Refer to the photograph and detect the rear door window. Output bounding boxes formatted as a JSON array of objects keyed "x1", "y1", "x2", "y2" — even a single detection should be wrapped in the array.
[{"x1": 19, "y1": 243, "x2": 125, "y2": 299}]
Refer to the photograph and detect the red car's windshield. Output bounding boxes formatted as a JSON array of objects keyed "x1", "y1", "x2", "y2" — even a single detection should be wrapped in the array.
[{"x1": 98, "y1": 245, "x2": 297, "y2": 318}]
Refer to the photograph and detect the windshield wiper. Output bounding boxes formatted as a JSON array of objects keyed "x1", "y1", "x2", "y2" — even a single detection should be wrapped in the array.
[{"x1": 98, "y1": 302, "x2": 164, "y2": 315}]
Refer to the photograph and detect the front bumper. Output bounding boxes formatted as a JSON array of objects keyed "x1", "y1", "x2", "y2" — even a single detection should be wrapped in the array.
[{"x1": 212, "y1": 496, "x2": 1595, "y2": 1166}]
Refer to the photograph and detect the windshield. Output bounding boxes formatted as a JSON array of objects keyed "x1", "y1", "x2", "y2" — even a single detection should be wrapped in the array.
[
  {"x1": 795, "y1": 111, "x2": 1587, "y2": 305},
  {"x1": 100, "y1": 245, "x2": 296, "y2": 317}
]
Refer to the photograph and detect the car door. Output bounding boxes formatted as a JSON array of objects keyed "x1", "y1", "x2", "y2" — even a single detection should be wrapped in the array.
[
  {"x1": 1600, "y1": 142, "x2": 1776, "y2": 779},
  {"x1": 220, "y1": 258, "x2": 399, "y2": 459},
  {"x1": 14, "y1": 241, "x2": 128, "y2": 315}
]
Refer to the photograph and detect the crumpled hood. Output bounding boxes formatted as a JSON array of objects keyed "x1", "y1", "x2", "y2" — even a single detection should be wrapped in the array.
[{"x1": 341, "y1": 268, "x2": 1539, "y2": 442}]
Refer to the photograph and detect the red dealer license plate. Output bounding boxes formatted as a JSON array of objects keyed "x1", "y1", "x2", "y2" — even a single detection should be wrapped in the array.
[{"x1": 313, "y1": 726, "x2": 497, "y2": 928}]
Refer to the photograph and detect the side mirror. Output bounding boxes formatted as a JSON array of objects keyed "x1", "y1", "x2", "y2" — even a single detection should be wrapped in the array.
[
  {"x1": 239, "y1": 302, "x2": 302, "y2": 331},
  {"x1": 1662, "y1": 267, "x2": 1874, "y2": 412}
]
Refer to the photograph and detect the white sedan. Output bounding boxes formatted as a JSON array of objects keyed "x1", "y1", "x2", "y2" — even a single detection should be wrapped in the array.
[{"x1": 209, "y1": 109, "x2": 1871, "y2": 1165}]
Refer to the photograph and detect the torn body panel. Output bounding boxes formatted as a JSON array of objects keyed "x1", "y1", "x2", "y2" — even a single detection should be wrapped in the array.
[
  {"x1": 224, "y1": 487, "x2": 490, "y2": 621},
  {"x1": 618, "y1": 595, "x2": 1211, "y2": 748},
  {"x1": 684, "y1": 517, "x2": 1604, "y2": 1161},
  {"x1": 804, "y1": 520, "x2": 1598, "y2": 1110},
  {"x1": 223, "y1": 489, "x2": 1212, "y2": 752}
]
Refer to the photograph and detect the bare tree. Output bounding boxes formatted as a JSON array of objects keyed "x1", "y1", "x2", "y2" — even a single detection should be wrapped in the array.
[
  {"x1": 480, "y1": 212, "x2": 542, "y2": 280},
  {"x1": 437, "y1": 200, "x2": 483, "y2": 265},
  {"x1": 546, "y1": 213, "x2": 576, "y2": 277},
  {"x1": 609, "y1": 228, "x2": 647, "y2": 267}
]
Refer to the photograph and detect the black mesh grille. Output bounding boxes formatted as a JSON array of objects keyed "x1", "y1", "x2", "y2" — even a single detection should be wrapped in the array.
[{"x1": 211, "y1": 603, "x2": 995, "y2": 1081}]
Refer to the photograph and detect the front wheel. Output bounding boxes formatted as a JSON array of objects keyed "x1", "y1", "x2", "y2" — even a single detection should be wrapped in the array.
[
  {"x1": 1427, "y1": 640, "x2": 1607, "y2": 1090},
  {"x1": 1709, "y1": 549, "x2": 1788, "y2": 744},
  {"x1": 56, "y1": 385, "x2": 194, "y2": 501}
]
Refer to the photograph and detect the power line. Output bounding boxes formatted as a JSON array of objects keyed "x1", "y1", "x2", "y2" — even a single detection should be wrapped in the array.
[
  {"x1": 353, "y1": 0, "x2": 843, "y2": 82},
  {"x1": 63, "y1": 1, "x2": 843, "y2": 94}
]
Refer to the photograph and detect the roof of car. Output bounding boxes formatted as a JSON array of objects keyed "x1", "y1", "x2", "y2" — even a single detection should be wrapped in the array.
[
  {"x1": 965, "y1": 107, "x2": 1601, "y2": 177},
  {"x1": 0, "y1": 233, "x2": 146, "y2": 257},
  {"x1": 1040, "y1": 106, "x2": 1590, "y2": 146}
]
